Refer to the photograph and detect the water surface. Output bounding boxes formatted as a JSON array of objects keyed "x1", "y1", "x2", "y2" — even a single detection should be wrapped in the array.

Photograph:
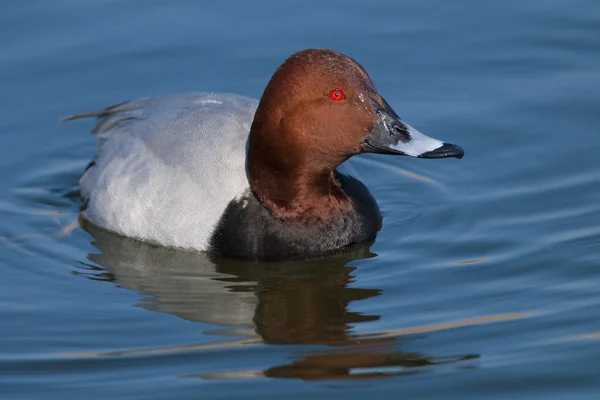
[{"x1": 2, "y1": 0, "x2": 600, "y2": 398}]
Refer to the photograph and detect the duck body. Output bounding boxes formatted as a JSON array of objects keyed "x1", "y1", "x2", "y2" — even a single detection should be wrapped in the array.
[
  {"x1": 78, "y1": 92, "x2": 378, "y2": 260},
  {"x1": 70, "y1": 49, "x2": 463, "y2": 261}
]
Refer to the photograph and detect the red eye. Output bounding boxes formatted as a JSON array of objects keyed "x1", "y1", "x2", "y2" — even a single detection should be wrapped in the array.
[{"x1": 329, "y1": 89, "x2": 345, "y2": 101}]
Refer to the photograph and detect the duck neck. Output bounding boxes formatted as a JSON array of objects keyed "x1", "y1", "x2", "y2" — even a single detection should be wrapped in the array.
[{"x1": 248, "y1": 165, "x2": 353, "y2": 221}]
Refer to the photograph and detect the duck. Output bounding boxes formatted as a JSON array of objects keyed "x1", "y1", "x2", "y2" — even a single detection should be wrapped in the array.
[{"x1": 65, "y1": 49, "x2": 464, "y2": 261}]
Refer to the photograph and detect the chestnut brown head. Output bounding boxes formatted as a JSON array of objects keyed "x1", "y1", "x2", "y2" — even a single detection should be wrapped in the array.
[{"x1": 247, "y1": 49, "x2": 463, "y2": 217}]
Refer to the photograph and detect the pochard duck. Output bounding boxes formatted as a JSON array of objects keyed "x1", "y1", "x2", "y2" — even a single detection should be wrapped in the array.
[{"x1": 66, "y1": 49, "x2": 464, "y2": 261}]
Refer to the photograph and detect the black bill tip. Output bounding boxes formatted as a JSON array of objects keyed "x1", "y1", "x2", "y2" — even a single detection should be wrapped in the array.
[{"x1": 419, "y1": 143, "x2": 465, "y2": 159}]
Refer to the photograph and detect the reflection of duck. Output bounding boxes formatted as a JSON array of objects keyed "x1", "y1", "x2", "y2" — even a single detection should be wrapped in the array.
[{"x1": 78, "y1": 223, "x2": 478, "y2": 380}]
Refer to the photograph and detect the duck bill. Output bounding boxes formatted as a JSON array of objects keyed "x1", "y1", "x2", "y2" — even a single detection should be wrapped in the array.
[{"x1": 362, "y1": 97, "x2": 464, "y2": 159}]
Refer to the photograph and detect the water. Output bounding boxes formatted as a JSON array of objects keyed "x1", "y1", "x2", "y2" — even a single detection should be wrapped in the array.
[{"x1": 2, "y1": 0, "x2": 600, "y2": 398}]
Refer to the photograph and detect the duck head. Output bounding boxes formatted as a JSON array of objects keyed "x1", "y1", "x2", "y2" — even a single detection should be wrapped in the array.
[{"x1": 247, "y1": 49, "x2": 463, "y2": 218}]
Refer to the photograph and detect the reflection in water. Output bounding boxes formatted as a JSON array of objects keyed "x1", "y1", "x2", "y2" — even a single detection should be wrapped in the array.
[{"x1": 76, "y1": 223, "x2": 479, "y2": 380}]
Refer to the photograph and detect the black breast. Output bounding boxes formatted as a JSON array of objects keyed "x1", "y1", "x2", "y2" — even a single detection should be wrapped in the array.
[{"x1": 208, "y1": 173, "x2": 382, "y2": 261}]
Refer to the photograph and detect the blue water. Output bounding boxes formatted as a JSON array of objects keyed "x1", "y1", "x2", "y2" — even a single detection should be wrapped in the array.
[{"x1": 2, "y1": 0, "x2": 600, "y2": 398}]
